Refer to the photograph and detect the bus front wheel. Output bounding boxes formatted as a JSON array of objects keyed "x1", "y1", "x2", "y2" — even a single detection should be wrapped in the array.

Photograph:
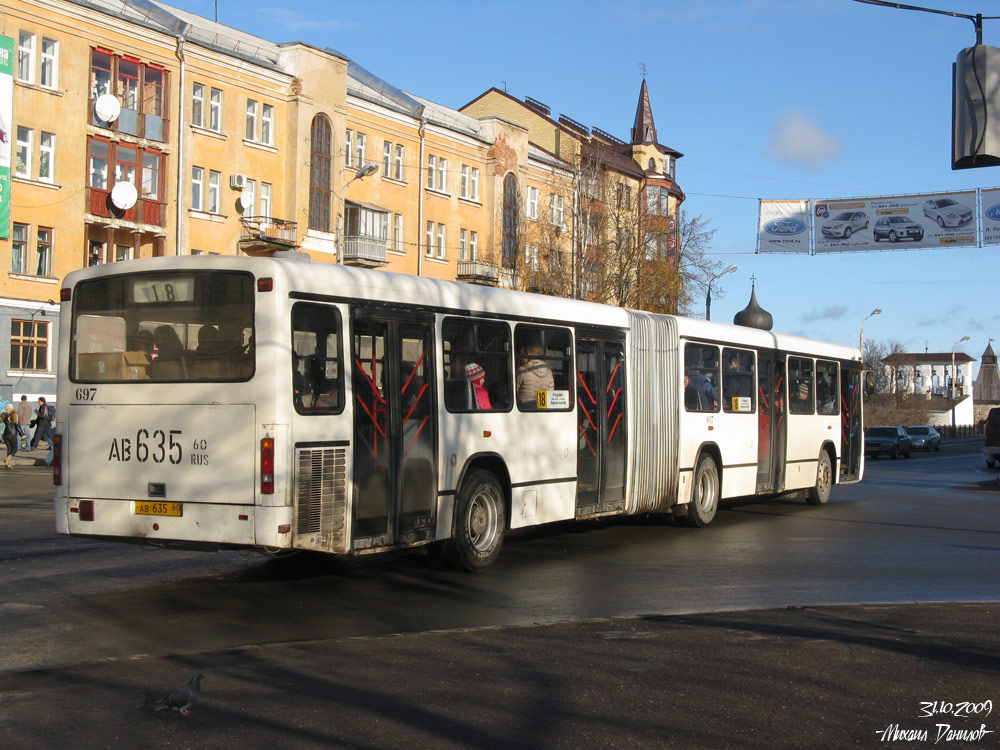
[
  {"x1": 445, "y1": 470, "x2": 506, "y2": 572},
  {"x1": 685, "y1": 455, "x2": 719, "y2": 528},
  {"x1": 807, "y1": 451, "x2": 832, "y2": 506}
]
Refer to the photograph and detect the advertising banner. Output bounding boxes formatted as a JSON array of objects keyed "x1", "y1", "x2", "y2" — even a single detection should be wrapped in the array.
[
  {"x1": 757, "y1": 200, "x2": 810, "y2": 254},
  {"x1": 0, "y1": 35, "x2": 13, "y2": 240},
  {"x1": 814, "y1": 191, "x2": 978, "y2": 253},
  {"x1": 981, "y1": 188, "x2": 1000, "y2": 246}
]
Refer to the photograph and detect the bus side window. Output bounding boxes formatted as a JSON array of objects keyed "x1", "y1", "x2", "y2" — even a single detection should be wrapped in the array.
[
  {"x1": 291, "y1": 303, "x2": 343, "y2": 414},
  {"x1": 442, "y1": 318, "x2": 511, "y2": 412},
  {"x1": 788, "y1": 356, "x2": 814, "y2": 415},
  {"x1": 722, "y1": 348, "x2": 755, "y2": 413},
  {"x1": 514, "y1": 325, "x2": 573, "y2": 411},
  {"x1": 816, "y1": 360, "x2": 839, "y2": 415},
  {"x1": 684, "y1": 343, "x2": 719, "y2": 412}
]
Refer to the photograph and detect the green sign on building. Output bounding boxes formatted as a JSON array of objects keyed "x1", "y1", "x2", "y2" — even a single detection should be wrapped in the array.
[{"x1": 0, "y1": 35, "x2": 14, "y2": 239}]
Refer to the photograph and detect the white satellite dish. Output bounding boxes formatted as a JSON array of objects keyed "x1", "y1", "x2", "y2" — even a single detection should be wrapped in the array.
[
  {"x1": 94, "y1": 94, "x2": 122, "y2": 123},
  {"x1": 110, "y1": 181, "x2": 138, "y2": 210},
  {"x1": 238, "y1": 191, "x2": 254, "y2": 211}
]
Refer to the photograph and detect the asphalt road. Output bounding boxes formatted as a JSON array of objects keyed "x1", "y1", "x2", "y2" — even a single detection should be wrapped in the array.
[{"x1": 1, "y1": 440, "x2": 998, "y2": 748}]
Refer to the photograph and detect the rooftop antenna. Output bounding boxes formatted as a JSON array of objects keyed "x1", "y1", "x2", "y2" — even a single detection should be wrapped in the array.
[{"x1": 639, "y1": 61, "x2": 648, "y2": 78}]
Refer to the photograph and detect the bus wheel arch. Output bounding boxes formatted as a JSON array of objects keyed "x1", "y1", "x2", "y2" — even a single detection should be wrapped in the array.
[
  {"x1": 684, "y1": 446, "x2": 721, "y2": 528},
  {"x1": 445, "y1": 455, "x2": 510, "y2": 572},
  {"x1": 806, "y1": 443, "x2": 836, "y2": 506}
]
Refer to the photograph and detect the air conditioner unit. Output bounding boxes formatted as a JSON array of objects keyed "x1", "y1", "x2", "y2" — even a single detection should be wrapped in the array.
[{"x1": 230, "y1": 173, "x2": 247, "y2": 190}]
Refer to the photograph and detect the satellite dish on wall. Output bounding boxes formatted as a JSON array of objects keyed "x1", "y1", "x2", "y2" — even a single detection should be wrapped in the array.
[
  {"x1": 238, "y1": 191, "x2": 254, "y2": 211},
  {"x1": 94, "y1": 94, "x2": 122, "y2": 123},
  {"x1": 110, "y1": 181, "x2": 138, "y2": 210}
]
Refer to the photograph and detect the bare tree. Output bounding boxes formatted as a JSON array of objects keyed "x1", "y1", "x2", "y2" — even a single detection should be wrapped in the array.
[{"x1": 673, "y1": 211, "x2": 721, "y2": 317}]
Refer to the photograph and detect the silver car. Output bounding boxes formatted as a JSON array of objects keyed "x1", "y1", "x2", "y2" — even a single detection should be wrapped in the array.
[
  {"x1": 922, "y1": 198, "x2": 972, "y2": 227},
  {"x1": 873, "y1": 215, "x2": 924, "y2": 242},
  {"x1": 821, "y1": 211, "x2": 869, "y2": 239}
]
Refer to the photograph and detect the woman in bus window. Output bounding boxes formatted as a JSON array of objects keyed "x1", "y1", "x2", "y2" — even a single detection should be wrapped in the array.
[
  {"x1": 516, "y1": 342, "x2": 554, "y2": 407},
  {"x1": 465, "y1": 362, "x2": 492, "y2": 410}
]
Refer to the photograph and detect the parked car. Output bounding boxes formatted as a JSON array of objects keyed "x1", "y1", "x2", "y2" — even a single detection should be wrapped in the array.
[
  {"x1": 984, "y1": 407, "x2": 1000, "y2": 468},
  {"x1": 821, "y1": 211, "x2": 869, "y2": 239},
  {"x1": 905, "y1": 425, "x2": 941, "y2": 451},
  {"x1": 865, "y1": 426, "x2": 912, "y2": 459},
  {"x1": 873, "y1": 215, "x2": 924, "y2": 243},
  {"x1": 922, "y1": 198, "x2": 973, "y2": 227}
]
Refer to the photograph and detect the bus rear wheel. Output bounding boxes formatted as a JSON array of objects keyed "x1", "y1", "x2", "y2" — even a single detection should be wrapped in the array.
[
  {"x1": 445, "y1": 470, "x2": 506, "y2": 572},
  {"x1": 807, "y1": 451, "x2": 832, "y2": 506},
  {"x1": 684, "y1": 455, "x2": 719, "y2": 528}
]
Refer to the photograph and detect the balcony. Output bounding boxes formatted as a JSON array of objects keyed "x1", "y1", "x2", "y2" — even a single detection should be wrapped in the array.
[
  {"x1": 457, "y1": 259, "x2": 500, "y2": 285},
  {"x1": 91, "y1": 99, "x2": 168, "y2": 143},
  {"x1": 239, "y1": 216, "x2": 298, "y2": 255},
  {"x1": 342, "y1": 235, "x2": 387, "y2": 267},
  {"x1": 498, "y1": 267, "x2": 519, "y2": 290},
  {"x1": 86, "y1": 186, "x2": 165, "y2": 228}
]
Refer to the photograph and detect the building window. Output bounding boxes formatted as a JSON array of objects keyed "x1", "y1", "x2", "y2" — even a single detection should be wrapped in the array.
[
  {"x1": 40, "y1": 38, "x2": 58, "y2": 89},
  {"x1": 426, "y1": 221, "x2": 434, "y2": 256},
  {"x1": 15, "y1": 127, "x2": 31, "y2": 178},
  {"x1": 437, "y1": 224, "x2": 446, "y2": 258},
  {"x1": 11, "y1": 224, "x2": 28, "y2": 275},
  {"x1": 243, "y1": 179, "x2": 256, "y2": 215},
  {"x1": 209, "y1": 88, "x2": 222, "y2": 132},
  {"x1": 207, "y1": 170, "x2": 220, "y2": 214},
  {"x1": 393, "y1": 213, "x2": 403, "y2": 252},
  {"x1": 460, "y1": 166, "x2": 469, "y2": 198},
  {"x1": 114, "y1": 143, "x2": 138, "y2": 186},
  {"x1": 426, "y1": 154, "x2": 436, "y2": 189},
  {"x1": 548, "y1": 193, "x2": 564, "y2": 226},
  {"x1": 191, "y1": 83, "x2": 204, "y2": 127},
  {"x1": 88, "y1": 49, "x2": 167, "y2": 141},
  {"x1": 17, "y1": 32, "x2": 35, "y2": 84},
  {"x1": 470, "y1": 167, "x2": 479, "y2": 201},
  {"x1": 345, "y1": 130, "x2": 353, "y2": 168},
  {"x1": 191, "y1": 166, "x2": 204, "y2": 211},
  {"x1": 36, "y1": 228, "x2": 52, "y2": 277},
  {"x1": 10, "y1": 319, "x2": 49, "y2": 372},
  {"x1": 437, "y1": 158, "x2": 447, "y2": 193},
  {"x1": 309, "y1": 114, "x2": 333, "y2": 232},
  {"x1": 525, "y1": 245, "x2": 539, "y2": 272},
  {"x1": 260, "y1": 182, "x2": 272, "y2": 219},
  {"x1": 470, "y1": 231, "x2": 478, "y2": 260},
  {"x1": 261, "y1": 104, "x2": 273, "y2": 145},
  {"x1": 39, "y1": 132, "x2": 55, "y2": 183},
  {"x1": 459, "y1": 228, "x2": 467, "y2": 260},
  {"x1": 89, "y1": 139, "x2": 110, "y2": 189},
  {"x1": 90, "y1": 49, "x2": 112, "y2": 98},
  {"x1": 245, "y1": 99, "x2": 258, "y2": 141},
  {"x1": 394, "y1": 144, "x2": 404, "y2": 181},
  {"x1": 528, "y1": 187, "x2": 538, "y2": 220},
  {"x1": 646, "y1": 186, "x2": 670, "y2": 217},
  {"x1": 355, "y1": 132, "x2": 366, "y2": 168},
  {"x1": 383, "y1": 141, "x2": 392, "y2": 178},
  {"x1": 141, "y1": 151, "x2": 161, "y2": 201},
  {"x1": 502, "y1": 173, "x2": 519, "y2": 268}
]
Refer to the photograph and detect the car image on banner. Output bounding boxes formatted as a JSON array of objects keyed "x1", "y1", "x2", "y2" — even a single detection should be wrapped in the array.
[{"x1": 922, "y1": 198, "x2": 973, "y2": 227}]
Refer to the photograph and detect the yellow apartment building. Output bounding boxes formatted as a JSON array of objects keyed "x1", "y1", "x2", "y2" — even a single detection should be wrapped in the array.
[{"x1": 0, "y1": 0, "x2": 659, "y2": 402}]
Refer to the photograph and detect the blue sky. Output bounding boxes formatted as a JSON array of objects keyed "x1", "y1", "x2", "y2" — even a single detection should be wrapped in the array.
[{"x1": 168, "y1": 0, "x2": 997, "y2": 365}]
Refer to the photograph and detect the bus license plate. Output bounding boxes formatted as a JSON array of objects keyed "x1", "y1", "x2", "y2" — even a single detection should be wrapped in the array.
[{"x1": 135, "y1": 501, "x2": 183, "y2": 517}]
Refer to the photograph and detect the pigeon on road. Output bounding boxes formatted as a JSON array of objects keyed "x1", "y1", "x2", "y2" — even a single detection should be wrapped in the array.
[{"x1": 151, "y1": 673, "x2": 204, "y2": 716}]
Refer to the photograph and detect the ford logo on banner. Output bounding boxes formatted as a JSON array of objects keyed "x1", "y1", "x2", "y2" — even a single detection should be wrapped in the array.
[
  {"x1": 986, "y1": 204, "x2": 1000, "y2": 222},
  {"x1": 764, "y1": 218, "x2": 806, "y2": 235}
]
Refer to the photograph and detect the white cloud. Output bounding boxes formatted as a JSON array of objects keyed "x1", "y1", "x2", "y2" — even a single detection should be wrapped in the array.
[
  {"x1": 767, "y1": 110, "x2": 842, "y2": 170},
  {"x1": 802, "y1": 304, "x2": 848, "y2": 323}
]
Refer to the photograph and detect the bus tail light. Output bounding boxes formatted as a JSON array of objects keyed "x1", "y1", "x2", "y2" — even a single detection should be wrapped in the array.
[
  {"x1": 53, "y1": 434, "x2": 62, "y2": 485},
  {"x1": 60, "y1": 287, "x2": 72, "y2": 302},
  {"x1": 79, "y1": 500, "x2": 94, "y2": 522},
  {"x1": 261, "y1": 437, "x2": 274, "y2": 494}
]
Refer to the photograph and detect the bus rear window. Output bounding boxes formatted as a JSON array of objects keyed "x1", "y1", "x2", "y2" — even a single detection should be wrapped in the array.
[{"x1": 71, "y1": 271, "x2": 255, "y2": 382}]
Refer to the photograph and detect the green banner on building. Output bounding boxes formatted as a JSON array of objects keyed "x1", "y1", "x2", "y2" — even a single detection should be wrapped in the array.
[{"x1": 0, "y1": 35, "x2": 14, "y2": 239}]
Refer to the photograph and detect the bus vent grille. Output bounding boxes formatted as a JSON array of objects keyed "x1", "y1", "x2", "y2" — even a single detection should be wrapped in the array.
[{"x1": 295, "y1": 447, "x2": 348, "y2": 549}]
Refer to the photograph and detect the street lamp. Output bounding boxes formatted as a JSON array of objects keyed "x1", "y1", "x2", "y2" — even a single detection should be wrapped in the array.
[
  {"x1": 859, "y1": 307, "x2": 882, "y2": 355},
  {"x1": 705, "y1": 264, "x2": 737, "y2": 321},
  {"x1": 951, "y1": 335, "x2": 970, "y2": 430},
  {"x1": 336, "y1": 162, "x2": 379, "y2": 264}
]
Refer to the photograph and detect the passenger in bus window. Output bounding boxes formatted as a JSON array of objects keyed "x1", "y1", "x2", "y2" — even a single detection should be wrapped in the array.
[
  {"x1": 685, "y1": 369, "x2": 718, "y2": 411},
  {"x1": 791, "y1": 381, "x2": 812, "y2": 413},
  {"x1": 516, "y1": 343, "x2": 554, "y2": 408},
  {"x1": 464, "y1": 362, "x2": 492, "y2": 410}
]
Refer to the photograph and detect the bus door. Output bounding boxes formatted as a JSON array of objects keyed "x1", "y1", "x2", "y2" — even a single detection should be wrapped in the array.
[
  {"x1": 575, "y1": 333, "x2": 627, "y2": 516},
  {"x1": 840, "y1": 365, "x2": 862, "y2": 481},
  {"x1": 351, "y1": 309, "x2": 437, "y2": 548},
  {"x1": 756, "y1": 353, "x2": 787, "y2": 493}
]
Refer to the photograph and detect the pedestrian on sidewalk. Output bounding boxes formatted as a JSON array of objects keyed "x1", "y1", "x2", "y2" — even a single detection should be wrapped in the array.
[
  {"x1": 30, "y1": 397, "x2": 55, "y2": 466},
  {"x1": 16, "y1": 395, "x2": 32, "y2": 451},
  {"x1": 2, "y1": 403, "x2": 19, "y2": 470}
]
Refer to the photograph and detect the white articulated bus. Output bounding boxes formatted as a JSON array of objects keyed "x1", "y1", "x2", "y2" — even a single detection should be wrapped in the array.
[{"x1": 54, "y1": 254, "x2": 864, "y2": 570}]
